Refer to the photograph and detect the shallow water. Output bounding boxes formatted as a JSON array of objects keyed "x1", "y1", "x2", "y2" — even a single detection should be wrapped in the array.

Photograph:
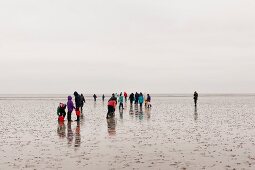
[{"x1": 1, "y1": 96, "x2": 255, "y2": 170}]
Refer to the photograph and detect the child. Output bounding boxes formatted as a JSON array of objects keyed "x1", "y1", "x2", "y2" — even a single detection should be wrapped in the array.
[
  {"x1": 145, "y1": 99, "x2": 148, "y2": 108},
  {"x1": 107, "y1": 99, "x2": 116, "y2": 119},
  {"x1": 147, "y1": 94, "x2": 152, "y2": 108},
  {"x1": 67, "y1": 96, "x2": 75, "y2": 121},
  {"x1": 118, "y1": 93, "x2": 124, "y2": 110},
  {"x1": 57, "y1": 103, "x2": 66, "y2": 121}
]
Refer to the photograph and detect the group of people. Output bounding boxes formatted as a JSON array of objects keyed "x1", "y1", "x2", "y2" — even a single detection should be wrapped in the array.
[
  {"x1": 57, "y1": 91, "x2": 198, "y2": 122},
  {"x1": 57, "y1": 91, "x2": 85, "y2": 122},
  {"x1": 128, "y1": 92, "x2": 152, "y2": 108},
  {"x1": 106, "y1": 92, "x2": 152, "y2": 119}
]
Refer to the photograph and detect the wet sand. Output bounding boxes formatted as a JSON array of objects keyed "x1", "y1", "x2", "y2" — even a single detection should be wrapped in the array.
[{"x1": 1, "y1": 95, "x2": 255, "y2": 169}]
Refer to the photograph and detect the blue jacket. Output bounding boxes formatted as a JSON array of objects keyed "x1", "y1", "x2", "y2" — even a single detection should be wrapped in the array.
[
  {"x1": 138, "y1": 95, "x2": 144, "y2": 104},
  {"x1": 118, "y1": 96, "x2": 124, "y2": 103}
]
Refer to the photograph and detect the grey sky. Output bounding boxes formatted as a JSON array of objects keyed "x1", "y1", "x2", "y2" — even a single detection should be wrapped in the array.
[{"x1": 0, "y1": 0, "x2": 255, "y2": 94}]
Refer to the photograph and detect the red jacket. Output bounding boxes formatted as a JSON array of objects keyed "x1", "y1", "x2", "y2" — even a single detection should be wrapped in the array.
[
  {"x1": 108, "y1": 100, "x2": 116, "y2": 108},
  {"x1": 124, "y1": 92, "x2": 128, "y2": 97}
]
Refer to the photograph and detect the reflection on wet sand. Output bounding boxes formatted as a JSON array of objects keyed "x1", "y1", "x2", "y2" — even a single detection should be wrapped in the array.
[
  {"x1": 119, "y1": 109, "x2": 123, "y2": 120},
  {"x1": 4, "y1": 97, "x2": 255, "y2": 169},
  {"x1": 57, "y1": 121, "x2": 66, "y2": 138},
  {"x1": 67, "y1": 122, "x2": 74, "y2": 145},
  {"x1": 128, "y1": 105, "x2": 151, "y2": 121},
  {"x1": 194, "y1": 106, "x2": 198, "y2": 121},
  {"x1": 129, "y1": 106, "x2": 134, "y2": 115},
  {"x1": 137, "y1": 109, "x2": 144, "y2": 121},
  {"x1": 129, "y1": 106, "x2": 134, "y2": 120},
  {"x1": 58, "y1": 121, "x2": 81, "y2": 148},
  {"x1": 144, "y1": 108, "x2": 151, "y2": 120},
  {"x1": 134, "y1": 104, "x2": 139, "y2": 115},
  {"x1": 107, "y1": 118, "x2": 116, "y2": 136},
  {"x1": 74, "y1": 122, "x2": 81, "y2": 148}
]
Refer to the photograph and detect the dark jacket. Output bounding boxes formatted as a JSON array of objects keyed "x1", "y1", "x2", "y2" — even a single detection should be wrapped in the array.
[
  {"x1": 194, "y1": 92, "x2": 198, "y2": 100},
  {"x1": 74, "y1": 91, "x2": 82, "y2": 108},
  {"x1": 135, "y1": 93, "x2": 139, "y2": 101},
  {"x1": 57, "y1": 103, "x2": 66, "y2": 116},
  {"x1": 81, "y1": 95, "x2": 85, "y2": 107},
  {"x1": 129, "y1": 93, "x2": 134, "y2": 101},
  {"x1": 147, "y1": 95, "x2": 151, "y2": 102}
]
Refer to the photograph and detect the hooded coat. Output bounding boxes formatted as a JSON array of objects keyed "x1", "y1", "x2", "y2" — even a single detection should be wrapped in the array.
[
  {"x1": 135, "y1": 93, "x2": 139, "y2": 102},
  {"x1": 118, "y1": 95, "x2": 124, "y2": 103},
  {"x1": 74, "y1": 91, "x2": 82, "y2": 108},
  {"x1": 138, "y1": 95, "x2": 144, "y2": 104},
  {"x1": 67, "y1": 96, "x2": 75, "y2": 112}
]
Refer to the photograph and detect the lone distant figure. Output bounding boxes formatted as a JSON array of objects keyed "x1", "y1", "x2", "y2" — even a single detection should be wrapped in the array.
[
  {"x1": 93, "y1": 94, "x2": 97, "y2": 101},
  {"x1": 102, "y1": 94, "x2": 105, "y2": 101},
  {"x1": 193, "y1": 91, "x2": 198, "y2": 106}
]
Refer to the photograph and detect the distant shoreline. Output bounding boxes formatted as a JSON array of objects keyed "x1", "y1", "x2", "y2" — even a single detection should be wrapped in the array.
[{"x1": 0, "y1": 93, "x2": 255, "y2": 100}]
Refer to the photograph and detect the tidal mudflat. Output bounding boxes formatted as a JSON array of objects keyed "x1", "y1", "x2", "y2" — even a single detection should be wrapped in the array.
[{"x1": 1, "y1": 95, "x2": 255, "y2": 170}]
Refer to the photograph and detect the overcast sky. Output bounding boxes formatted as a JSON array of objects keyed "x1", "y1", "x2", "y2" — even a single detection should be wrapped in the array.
[{"x1": 0, "y1": 0, "x2": 255, "y2": 94}]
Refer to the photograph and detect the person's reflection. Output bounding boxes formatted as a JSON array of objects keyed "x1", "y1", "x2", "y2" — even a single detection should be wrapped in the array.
[
  {"x1": 129, "y1": 105, "x2": 134, "y2": 115},
  {"x1": 94, "y1": 101, "x2": 97, "y2": 108},
  {"x1": 57, "y1": 121, "x2": 66, "y2": 138},
  {"x1": 194, "y1": 106, "x2": 198, "y2": 121},
  {"x1": 145, "y1": 108, "x2": 151, "y2": 120},
  {"x1": 129, "y1": 106, "x2": 134, "y2": 120},
  {"x1": 139, "y1": 109, "x2": 144, "y2": 121},
  {"x1": 107, "y1": 117, "x2": 116, "y2": 136},
  {"x1": 67, "y1": 121, "x2": 73, "y2": 146},
  {"x1": 134, "y1": 104, "x2": 139, "y2": 115},
  {"x1": 74, "y1": 121, "x2": 81, "y2": 148},
  {"x1": 119, "y1": 109, "x2": 123, "y2": 120},
  {"x1": 102, "y1": 100, "x2": 105, "y2": 107}
]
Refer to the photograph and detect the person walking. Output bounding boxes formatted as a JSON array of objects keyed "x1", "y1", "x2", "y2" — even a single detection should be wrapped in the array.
[
  {"x1": 124, "y1": 92, "x2": 128, "y2": 102},
  {"x1": 102, "y1": 94, "x2": 105, "y2": 101},
  {"x1": 118, "y1": 93, "x2": 124, "y2": 110},
  {"x1": 193, "y1": 91, "x2": 198, "y2": 107},
  {"x1": 146, "y1": 94, "x2": 152, "y2": 108},
  {"x1": 93, "y1": 94, "x2": 97, "y2": 102},
  {"x1": 129, "y1": 93, "x2": 135, "y2": 106},
  {"x1": 135, "y1": 92, "x2": 139, "y2": 105},
  {"x1": 138, "y1": 92, "x2": 144, "y2": 108},
  {"x1": 80, "y1": 94, "x2": 85, "y2": 113}
]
